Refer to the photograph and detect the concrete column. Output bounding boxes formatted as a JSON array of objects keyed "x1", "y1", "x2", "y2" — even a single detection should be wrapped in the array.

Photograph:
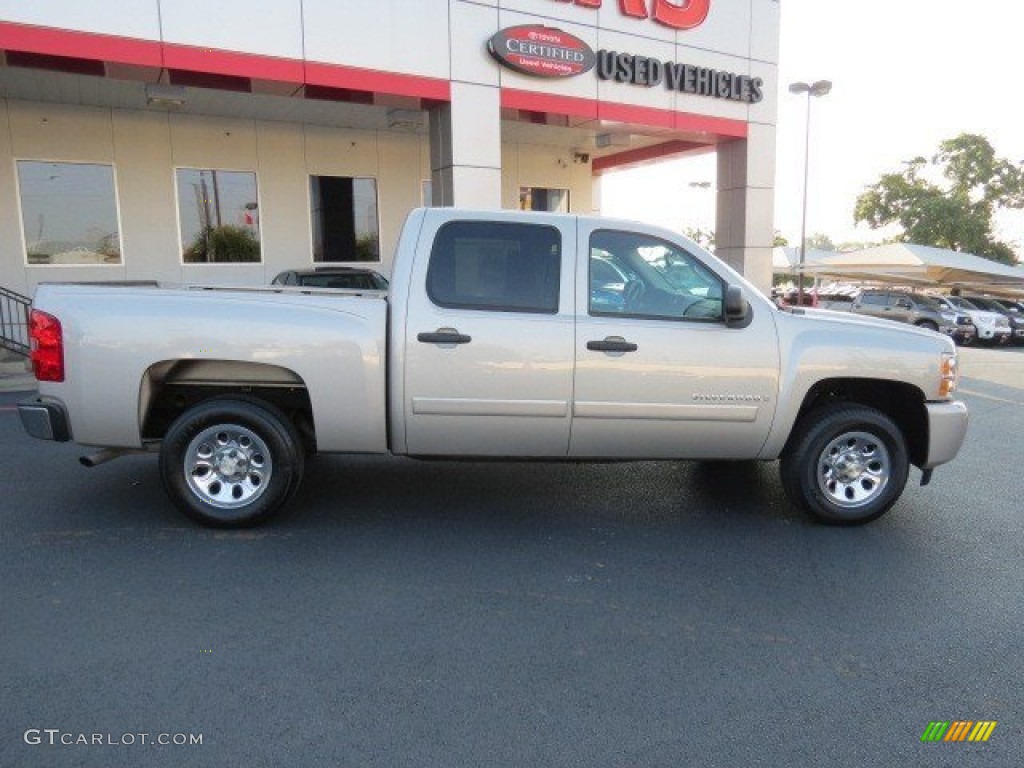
[
  {"x1": 715, "y1": 122, "x2": 775, "y2": 294},
  {"x1": 428, "y1": 82, "x2": 502, "y2": 209}
]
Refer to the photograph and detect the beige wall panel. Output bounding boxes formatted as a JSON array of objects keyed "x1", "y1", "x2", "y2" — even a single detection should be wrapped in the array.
[
  {"x1": 169, "y1": 114, "x2": 258, "y2": 171},
  {"x1": 303, "y1": 126, "x2": 379, "y2": 179},
  {"x1": 255, "y1": 121, "x2": 309, "y2": 278},
  {"x1": 500, "y1": 141, "x2": 592, "y2": 214},
  {"x1": 8, "y1": 102, "x2": 114, "y2": 161},
  {"x1": 500, "y1": 143, "x2": 520, "y2": 210},
  {"x1": 0, "y1": 100, "x2": 26, "y2": 294},
  {"x1": 112, "y1": 110, "x2": 182, "y2": 283},
  {"x1": 376, "y1": 132, "x2": 426, "y2": 275}
]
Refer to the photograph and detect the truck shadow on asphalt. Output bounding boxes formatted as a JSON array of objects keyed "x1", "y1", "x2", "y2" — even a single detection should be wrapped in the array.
[{"x1": 278, "y1": 454, "x2": 804, "y2": 531}]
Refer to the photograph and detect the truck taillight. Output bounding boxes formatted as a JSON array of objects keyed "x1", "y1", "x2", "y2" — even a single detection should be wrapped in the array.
[{"x1": 29, "y1": 309, "x2": 64, "y2": 382}]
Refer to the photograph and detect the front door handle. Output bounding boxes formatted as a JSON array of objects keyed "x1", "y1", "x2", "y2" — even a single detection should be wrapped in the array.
[
  {"x1": 586, "y1": 337, "x2": 638, "y2": 353},
  {"x1": 418, "y1": 330, "x2": 472, "y2": 345}
]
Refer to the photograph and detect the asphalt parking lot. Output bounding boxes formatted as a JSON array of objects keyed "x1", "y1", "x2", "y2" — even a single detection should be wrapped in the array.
[{"x1": 2, "y1": 346, "x2": 1022, "y2": 767}]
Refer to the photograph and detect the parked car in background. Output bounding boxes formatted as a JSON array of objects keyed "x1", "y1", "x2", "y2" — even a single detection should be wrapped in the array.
[
  {"x1": 962, "y1": 295, "x2": 1024, "y2": 344},
  {"x1": 930, "y1": 295, "x2": 1011, "y2": 345},
  {"x1": 271, "y1": 267, "x2": 389, "y2": 291},
  {"x1": 851, "y1": 289, "x2": 975, "y2": 345},
  {"x1": 990, "y1": 298, "x2": 1024, "y2": 314}
]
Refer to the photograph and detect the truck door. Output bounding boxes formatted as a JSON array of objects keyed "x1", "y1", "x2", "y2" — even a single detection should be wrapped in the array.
[
  {"x1": 400, "y1": 213, "x2": 575, "y2": 456},
  {"x1": 570, "y1": 224, "x2": 779, "y2": 459}
]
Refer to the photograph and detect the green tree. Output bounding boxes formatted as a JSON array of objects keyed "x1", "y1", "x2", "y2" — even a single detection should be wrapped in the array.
[
  {"x1": 805, "y1": 232, "x2": 835, "y2": 251},
  {"x1": 682, "y1": 226, "x2": 715, "y2": 250},
  {"x1": 854, "y1": 134, "x2": 1023, "y2": 265}
]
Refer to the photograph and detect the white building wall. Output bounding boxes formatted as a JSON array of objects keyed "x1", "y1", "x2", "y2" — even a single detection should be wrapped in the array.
[{"x1": 0, "y1": 0, "x2": 780, "y2": 292}]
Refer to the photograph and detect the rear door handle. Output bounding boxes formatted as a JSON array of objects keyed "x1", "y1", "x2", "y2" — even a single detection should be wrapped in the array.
[
  {"x1": 586, "y1": 338, "x2": 638, "y2": 353},
  {"x1": 418, "y1": 330, "x2": 472, "y2": 345}
]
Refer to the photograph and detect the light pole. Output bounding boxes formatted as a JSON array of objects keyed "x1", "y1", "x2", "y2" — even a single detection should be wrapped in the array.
[{"x1": 789, "y1": 79, "x2": 831, "y2": 306}]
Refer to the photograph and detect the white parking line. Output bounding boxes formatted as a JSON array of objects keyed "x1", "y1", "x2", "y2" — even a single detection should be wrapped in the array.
[{"x1": 959, "y1": 388, "x2": 1024, "y2": 406}]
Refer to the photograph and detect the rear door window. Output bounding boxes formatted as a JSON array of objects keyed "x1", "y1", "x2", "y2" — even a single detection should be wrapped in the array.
[{"x1": 426, "y1": 221, "x2": 561, "y2": 314}]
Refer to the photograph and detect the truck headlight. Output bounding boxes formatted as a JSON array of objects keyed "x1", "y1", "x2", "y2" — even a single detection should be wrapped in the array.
[{"x1": 940, "y1": 352, "x2": 958, "y2": 398}]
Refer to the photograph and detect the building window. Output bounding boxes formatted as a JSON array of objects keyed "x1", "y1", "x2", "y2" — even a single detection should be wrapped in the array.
[
  {"x1": 519, "y1": 187, "x2": 569, "y2": 213},
  {"x1": 310, "y1": 176, "x2": 380, "y2": 262},
  {"x1": 17, "y1": 161, "x2": 121, "y2": 265},
  {"x1": 176, "y1": 169, "x2": 261, "y2": 263},
  {"x1": 427, "y1": 221, "x2": 561, "y2": 314}
]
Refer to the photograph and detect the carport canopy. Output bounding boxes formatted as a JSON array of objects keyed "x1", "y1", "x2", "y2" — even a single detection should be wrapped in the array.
[{"x1": 774, "y1": 243, "x2": 1024, "y2": 296}]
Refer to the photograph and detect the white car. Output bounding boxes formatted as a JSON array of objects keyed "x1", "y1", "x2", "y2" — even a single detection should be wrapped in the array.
[{"x1": 931, "y1": 295, "x2": 1011, "y2": 344}]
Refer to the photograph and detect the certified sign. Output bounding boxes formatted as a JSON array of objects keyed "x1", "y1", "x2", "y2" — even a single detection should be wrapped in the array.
[{"x1": 488, "y1": 25, "x2": 595, "y2": 79}]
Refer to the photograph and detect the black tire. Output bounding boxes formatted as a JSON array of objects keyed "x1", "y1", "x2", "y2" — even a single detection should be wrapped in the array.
[
  {"x1": 915, "y1": 320, "x2": 938, "y2": 332},
  {"x1": 159, "y1": 397, "x2": 304, "y2": 528},
  {"x1": 780, "y1": 404, "x2": 909, "y2": 526}
]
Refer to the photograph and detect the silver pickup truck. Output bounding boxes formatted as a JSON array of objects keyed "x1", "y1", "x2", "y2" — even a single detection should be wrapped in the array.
[{"x1": 19, "y1": 208, "x2": 968, "y2": 527}]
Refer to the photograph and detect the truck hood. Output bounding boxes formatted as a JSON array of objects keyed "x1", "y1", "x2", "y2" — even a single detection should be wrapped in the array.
[
  {"x1": 961, "y1": 309, "x2": 1005, "y2": 326},
  {"x1": 779, "y1": 306, "x2": 951, "y2": 343}
]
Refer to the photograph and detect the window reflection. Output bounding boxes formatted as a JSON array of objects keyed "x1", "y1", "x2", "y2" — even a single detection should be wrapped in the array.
[
  {"x1": 176, "y1": 169, "x2": 261, "y2": 263},
  {"x1": 17, "y1": 161, "x2": 121, "y2": 265}
]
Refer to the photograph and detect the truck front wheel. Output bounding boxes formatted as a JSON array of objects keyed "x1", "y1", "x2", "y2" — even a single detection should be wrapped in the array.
[
  {"x1": 780, "y1": 404, "x2": 909, "y2": 525},
  {"x1": 159, "y1": 397, "x2": 304, "y2": 527}
]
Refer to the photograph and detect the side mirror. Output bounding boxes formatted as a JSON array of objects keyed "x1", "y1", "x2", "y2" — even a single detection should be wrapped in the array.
[{"x1": 724, "y1": 284, "x2": 750, "y2": 327}]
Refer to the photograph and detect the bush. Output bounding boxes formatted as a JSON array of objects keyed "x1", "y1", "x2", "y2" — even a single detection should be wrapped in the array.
[{"x1": 184, "y1": 225, "x2": 261, "y2": 263}]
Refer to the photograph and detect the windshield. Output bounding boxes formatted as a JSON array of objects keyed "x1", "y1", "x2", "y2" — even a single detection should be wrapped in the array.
[
  {"x1": 916, "y1": 295, "x2": 945, "y2": 311},
  {"x1": 299, "y1": 272, "x2": 387, "y2": 290},
  {"x1": 947, "y1": 296, "x2": 980, "y2": 311},
  {"x1": 966, "y1": 297, "x2": 1003, "y2": 312}
]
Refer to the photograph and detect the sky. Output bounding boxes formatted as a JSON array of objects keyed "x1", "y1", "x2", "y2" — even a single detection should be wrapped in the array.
[{"x1": 602, "y1": 0, "x2": 1024, "y2": 255}]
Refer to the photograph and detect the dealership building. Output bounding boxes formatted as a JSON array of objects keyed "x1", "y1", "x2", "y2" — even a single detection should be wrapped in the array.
[{"x1": 0, "y1": 0, "x2": 779, "y2": 296}]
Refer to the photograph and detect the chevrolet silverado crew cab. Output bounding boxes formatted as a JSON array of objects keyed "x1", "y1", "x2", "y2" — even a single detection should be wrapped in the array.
[{"x1": 19, "y1": 209, "x2": 968, "y2": 528}]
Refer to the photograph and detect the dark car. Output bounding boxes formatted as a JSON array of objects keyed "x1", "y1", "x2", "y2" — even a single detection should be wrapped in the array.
[
  {"x1": 962, "y1": 295, "x2": 1024, "y2": 344},
  {"x1": 271, "y1": 267, "x2": 389, "y2": 291},
  {"x1": 850, "y1": 289, "x2": 975, "y2": 345}
]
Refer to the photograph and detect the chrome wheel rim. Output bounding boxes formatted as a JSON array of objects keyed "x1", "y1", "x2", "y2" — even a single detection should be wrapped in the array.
[
  {"x1": 817, "y1": 431, "x2": 890, "y2": 509},
  {"x1": 184, "y1": 424, "x2": 272, "y2": 509}
]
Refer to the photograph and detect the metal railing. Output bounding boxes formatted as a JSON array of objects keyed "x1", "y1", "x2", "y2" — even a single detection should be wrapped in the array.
[{"x1": 0, "y1": 285, "x2": 31, "y2": 356}]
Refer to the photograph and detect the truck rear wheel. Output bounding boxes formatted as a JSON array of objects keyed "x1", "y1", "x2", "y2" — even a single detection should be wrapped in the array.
[
  {"x1": 780, "y1": 404, "x2": 908, "y2": 525},
  {"x1": 159, "y1": 397, "x2": 303, "y2": 527}
]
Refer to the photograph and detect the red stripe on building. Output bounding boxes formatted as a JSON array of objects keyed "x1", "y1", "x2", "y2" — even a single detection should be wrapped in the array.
[
  {"x1": 501, "y1": 87, "x2": 747, "y2": 138},
  {"x1": 592, "y1": 139, "x2": 709, "y2": 173},
  {"x1": 163, "y1": 43, "x2": 304, "y2": 84},
  {"x1": 0, "y1": 21, "x2": 162, "y2": 68},
  {"x1": 304, "y1": 62, "x2": 450, "y2": 102},
  {"x1": 0, "y1": 20, "x2": 449, "y2": 102},
  {"x1": 501, "y1": 89, "x2": 599, "y2": 122}
]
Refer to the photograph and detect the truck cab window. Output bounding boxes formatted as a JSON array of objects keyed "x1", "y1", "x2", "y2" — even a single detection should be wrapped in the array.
[
  {"x1": 427, "y1": 221, "x2": 561, "y2": 313},
  {"x1": 589, "y1": 230, "x2": 724, "y2": 321}
]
